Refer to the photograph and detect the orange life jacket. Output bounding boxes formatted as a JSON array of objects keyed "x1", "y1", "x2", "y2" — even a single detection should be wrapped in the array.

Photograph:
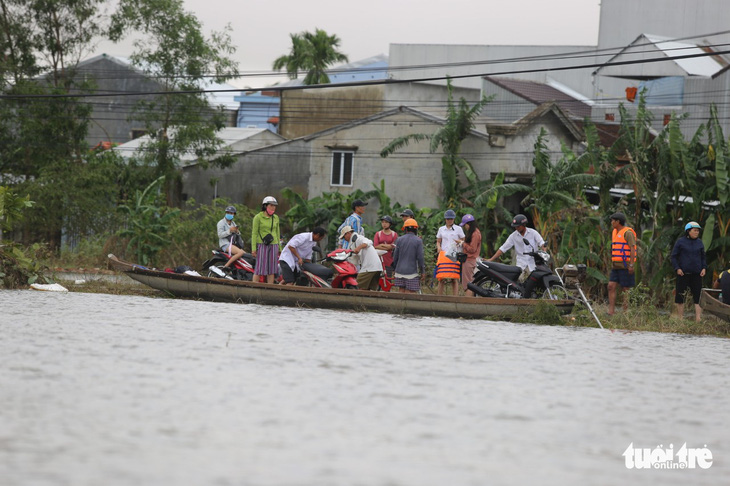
[{"x1": 612, "y1": 226, "x2": 637, "y2": 265}]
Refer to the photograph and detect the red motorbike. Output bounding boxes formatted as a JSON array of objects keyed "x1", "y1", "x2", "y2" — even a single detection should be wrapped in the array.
[
  {"x1": 304, "y1": 249, "x2": 359, "y2": 289},
  {"x1": 202, "y1": 249, "x2": 256, "y2": 281}
]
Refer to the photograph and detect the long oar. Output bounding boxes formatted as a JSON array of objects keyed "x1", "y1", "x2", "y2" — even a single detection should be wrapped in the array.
[{"x1": 574, "y1": 282, "x2": 603, "y2": 329}]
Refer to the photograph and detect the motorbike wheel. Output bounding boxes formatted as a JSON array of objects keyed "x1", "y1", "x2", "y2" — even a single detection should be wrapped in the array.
[
  {"x1": 345, "y1": 284, "x2": 358, "y2": 289},
  {"x1": 541, "y1": 284, "x2": 572, "y2": 301},
  {"x1": 472, "y1": 278, "x2": 505, "y2": 298}
]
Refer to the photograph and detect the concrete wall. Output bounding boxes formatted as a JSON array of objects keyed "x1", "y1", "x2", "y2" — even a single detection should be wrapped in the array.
[
  {"x1": 597, "y1": 0, "x2": 730, "y2": 50},
  {"x1": 280, "y1": 85, "x2": 386, "y2": 139},
  {"x1": 181, "y1": 140, "x2": 311, "y2": 212},
  {"x1": 384, "y1": 83, "x2": 482, "y2": 118},
  {"x1": 388, "y1": 44, "x2": 598, "y2": 99},
  {"x1": 483, "y1": 117, "x2": 582, "y2": 180}
]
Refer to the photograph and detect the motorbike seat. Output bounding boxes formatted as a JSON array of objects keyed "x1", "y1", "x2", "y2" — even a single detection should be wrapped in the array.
[
  {"x1": 301, "y1": 262, "x2": 334, "y2": 280},
  {"x1": 479, "y1": 261, "x2": 523, "y2": 281}
]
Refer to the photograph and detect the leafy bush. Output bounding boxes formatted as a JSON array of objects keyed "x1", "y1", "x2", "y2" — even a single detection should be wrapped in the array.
[{"x1": 166, "y1": 198, "x2": 257, "y2": 269}]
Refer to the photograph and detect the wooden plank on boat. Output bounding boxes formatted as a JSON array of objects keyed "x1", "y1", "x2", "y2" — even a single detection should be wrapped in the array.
[
  {"x1": 107, "y1": 254, "x2": 574, "y2": 320},
  {"x1": 700, "y1": 288, "x2": 730, "y2": 322}
]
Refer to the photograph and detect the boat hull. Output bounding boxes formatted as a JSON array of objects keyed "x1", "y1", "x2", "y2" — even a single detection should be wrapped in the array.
[
  {"x1": 700, "y1": 288, "x2": 730, "y2": 322},
  {"x1": 108, "y1": 255, "x2": 574, "y2": 320}
]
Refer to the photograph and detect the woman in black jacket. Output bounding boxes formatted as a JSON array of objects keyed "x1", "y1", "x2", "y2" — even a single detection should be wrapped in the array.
[{"x1": 670, "y1": 221, "x2": 707, "y2": 321}]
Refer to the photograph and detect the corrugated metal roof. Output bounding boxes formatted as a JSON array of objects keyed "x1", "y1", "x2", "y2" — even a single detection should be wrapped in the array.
[
  {"x1": 594, "y1": 34, "x2": 727, "y2": 79},
  {"x1": 113, "y1": 127, "x2": 280, "y2": 161},
  {"x1": 80, "y1": 54, "x2": 240, "y2": 110},
  {"x1": 485, "y1": 77, "x2": 592, "y2": 118},
  {"x1": 645, "y1": 34, "x2": 725, "y2": 77}
]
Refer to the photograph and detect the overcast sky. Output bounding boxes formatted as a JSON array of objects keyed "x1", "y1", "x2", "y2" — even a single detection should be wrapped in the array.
[{"x1": 94, "y1": 0, "x2": 602, "y2": 88}]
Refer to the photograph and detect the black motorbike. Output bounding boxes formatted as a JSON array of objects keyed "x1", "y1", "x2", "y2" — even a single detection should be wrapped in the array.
[{"x1": 467, "y1": 239, "x2": 568, "y2": 300}]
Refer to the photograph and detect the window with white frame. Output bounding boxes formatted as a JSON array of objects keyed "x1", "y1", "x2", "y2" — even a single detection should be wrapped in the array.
[{"x1": 330, "y1": 151, "x2": 354, "y2": 186}]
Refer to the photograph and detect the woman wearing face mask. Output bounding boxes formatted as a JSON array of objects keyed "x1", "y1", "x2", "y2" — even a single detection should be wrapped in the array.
[
  {"x1": 252, "y1": 196, "x2": 281, "y2": 284},
  {"x1": 217, "y1": 205, "x2": 245, "y2": 271}
]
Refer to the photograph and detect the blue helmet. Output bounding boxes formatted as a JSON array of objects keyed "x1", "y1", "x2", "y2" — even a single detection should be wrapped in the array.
[
  {"x1": 444, "y1": 209, "x2": 456, "y2": 219},
  {"x1": 459, "y1": 214, "x2": 475, "y2": 227},
  {"x1": 684, "y1": 221, "x2": 701, "y2": 231}
]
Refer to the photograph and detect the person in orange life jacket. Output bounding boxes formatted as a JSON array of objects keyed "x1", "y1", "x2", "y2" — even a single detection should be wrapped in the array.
[
  {"x1": 671, "y1": 221, "x2": 706, "y2": 322},
  {"x1": 216, "y1": 205, "x2": 244, "y2": 270},
  {"x1": 436, "y1": 209, "x2": 465, "y2": 296},
  {"x1": 608, "y1": 212, "x2": 637, "y2": 315},
  {"x1": 374, "y1": 215, "x2": 398, "y2": 277},
  {"x1": 713, "y1": 268, "x2": 730, "y2": 305}
]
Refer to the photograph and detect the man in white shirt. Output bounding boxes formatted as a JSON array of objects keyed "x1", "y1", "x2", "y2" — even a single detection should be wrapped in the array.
[
  {"x1": 340, "y1": 227, "x2": 382, "y2": 290},
  {"x1": 488, "y1": 214, "x2": 547, "y2": 274},
  {"x1": 435, "y1": 209, "x2": 465, "y2": 295},
  {"x1": 279, "y1": 227, "x2": 326, "y2": 285}
]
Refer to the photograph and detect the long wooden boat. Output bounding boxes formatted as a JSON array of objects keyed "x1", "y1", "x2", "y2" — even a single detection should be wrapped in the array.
[
  {"x1": 107, "y1": 254, "x2": 574, "y2": 320},
  {"x1": 700, "y1": 288, "x2": 730, "y2": 322}
]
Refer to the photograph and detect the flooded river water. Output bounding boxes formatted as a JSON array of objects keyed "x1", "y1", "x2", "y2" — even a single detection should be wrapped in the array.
[{"x1": 1, "y1": 290, "x2": 728, "y2": 485}]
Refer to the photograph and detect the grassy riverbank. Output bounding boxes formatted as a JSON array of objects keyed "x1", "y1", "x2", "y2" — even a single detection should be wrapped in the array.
[{"x1": 50, "y1": 275, "x2": 730, "y2": 338}]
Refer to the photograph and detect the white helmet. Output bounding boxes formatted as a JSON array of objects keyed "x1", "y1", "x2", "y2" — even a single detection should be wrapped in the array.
[{"x1": 262, "y1": 196, "x2": 278, "y2": 205}]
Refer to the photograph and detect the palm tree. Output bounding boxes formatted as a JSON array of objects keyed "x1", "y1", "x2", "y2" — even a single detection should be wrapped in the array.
[{"x1": 272, "y1": 29, "x2": 348, "y2": 85}]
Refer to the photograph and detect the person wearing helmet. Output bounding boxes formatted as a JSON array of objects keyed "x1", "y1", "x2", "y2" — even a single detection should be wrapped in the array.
[
  {"x1": 399, "y1": 208, "x2": 415, "y2": 219},
  {"x1": 374, "y1": 215, "x2": 398, "y2": 278},
  {"x1": 459, "y1": 214, "x2": 482, "y2": 296},
  {"x1": 214, "y1": 205, "x2": 244, "y2": 275},
  {"x1": 251, "y1": 196, "x2": 281, "y2": 284},
  {"x1": 608, "y1": 212, "x2": 637, "y2": 315},
  {"x1": 392, "y1": 219, "x2": 425, "y2": 293},
  {"x1": 670, "y1": 221, "x2": 707, "y2": 321},
  {"x1": 435, "y1": 209, "x2": 466, "y2": 295},
  {"x1": 337, "y1": 199, "x2": 368, "y2": 249},
  {"x1": 487, "y1": 213, "x2": 546, "y2": 280}
]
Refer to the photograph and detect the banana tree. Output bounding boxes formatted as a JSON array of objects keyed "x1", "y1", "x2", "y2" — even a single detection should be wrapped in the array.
[{"x1": 380, "y1": 78, "x2": 494, "y2": 209}]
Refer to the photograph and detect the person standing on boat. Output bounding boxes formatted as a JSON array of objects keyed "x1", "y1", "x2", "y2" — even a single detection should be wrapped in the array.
[
  {"x1": 436, "y1": 209, "x2": 465, "y2": 296},
  {"x1": 374, "y1": 215, "x2": 398, "y2": 277},
  {"x1": 252, "y1": 196, "x2": 281, "y2": 284},
  {"x1": 340, "y1": 226, "x2": 382, "y2": 290},
  {"x1": 459, "y1": 214, "x2": 482, "y2": 297},
  {"x1": 215, "y1": 205, "x2": 244, "y2": 274},
  {"x1": 338, "y1": 199, "x2": 368, "y2": 249},
  {"x1": 607, "y1": 212, "x2": 636, "y2": 315},
  {"x1": 487, "y1": 214, "x2": 545, "y2": 280},
  {"x1": 278, "y1": 227, "x2": 327, "y2": 285},
  {"x1": 671, "y1": 221, "x2": 707, "y2": 322},
  {"x1": 392, "y1": 219, "x2": 425, "y2": 294}
]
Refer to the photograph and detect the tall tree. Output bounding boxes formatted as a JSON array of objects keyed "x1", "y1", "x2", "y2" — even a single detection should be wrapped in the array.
[
  {"x1": 110, "y1": 0, "x2": 240, "y2": 204},
  {"x1": 0, "y1": 0, "x2": 107, "y2": 248},
  {"x1": 272, "y1": 28, "x2": 348, "y2": 85}
]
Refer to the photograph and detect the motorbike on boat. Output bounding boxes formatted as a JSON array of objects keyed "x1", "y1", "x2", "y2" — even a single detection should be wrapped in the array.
[
  {"x1": 202, "y1": 233, "x2": 256, "y2": 281},
  {"x1": 467, "y1": 238, "x2": 569, "y2": 300},
  {"x1": 299, "y1": 248, "x2": 359, "y2": 289},
  {"x1": 202, "y1": 250, "x2": 256, "y2": 280}
]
